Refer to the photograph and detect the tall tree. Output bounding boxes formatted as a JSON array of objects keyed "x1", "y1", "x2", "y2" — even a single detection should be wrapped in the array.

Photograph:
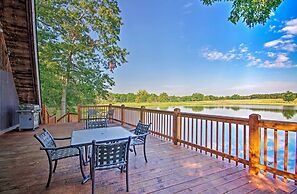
[
  {"x1": 36, "y1": 0, "x2": 128, "y2": 114},
  {"x1": 201, "y1": 0, "x2": 283, "y2": 27},
  {"x1": 283, "y1": 91, "x2": 296, "y2": 102}
]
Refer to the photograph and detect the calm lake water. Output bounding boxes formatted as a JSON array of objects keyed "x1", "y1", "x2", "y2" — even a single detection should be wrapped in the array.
[
  {"x1": 149, "y1": 105, "x2": 297, "y2": 174},
  {"x1": 152, "y1": 105, "x2": 297, "y2": 122}
]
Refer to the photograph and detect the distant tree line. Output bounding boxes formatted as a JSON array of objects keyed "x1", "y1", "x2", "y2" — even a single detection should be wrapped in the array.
[{"x1": 107, "y1": 90, "x2": 297, "y2": 103}]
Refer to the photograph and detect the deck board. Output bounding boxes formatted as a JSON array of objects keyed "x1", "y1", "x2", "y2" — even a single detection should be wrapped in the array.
[{"x1": 0, "y1": 122, "x2": 296, "y2": 194}]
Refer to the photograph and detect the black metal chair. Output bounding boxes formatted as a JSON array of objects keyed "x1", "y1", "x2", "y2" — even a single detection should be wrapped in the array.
[
  {"x1": 34, "y1": 128, "x2": 86, "y2": 188},
  {"x1": 90, "y1": 137, "x2": 131, "y2": 193},
  {"x1": 106, "y1": 109, "x2": 115, "y2": 123},
  {"x1": 130, "y1": 121, "x2": 151, "y2": 163},
  {"x1": 86, "y1": 117, "x2": 108, "y2": 129}
]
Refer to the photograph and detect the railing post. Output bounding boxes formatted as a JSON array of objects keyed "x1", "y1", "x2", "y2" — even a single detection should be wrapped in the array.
[
  {"x1": 121, "y1": 104, "x2": 125, "y2": 126},
  {"x1": 173, "y1": 108, "x2": 181, "y2": 145},
  {"x1": 140, "y1": 106, "x2": 145, "y2": 123},
  {"x1": 249, "y1": 114, "x2": 261, "y2": 175},
  {"x1": 77, "y1": 105, "x2": 81, "y2": 123}
]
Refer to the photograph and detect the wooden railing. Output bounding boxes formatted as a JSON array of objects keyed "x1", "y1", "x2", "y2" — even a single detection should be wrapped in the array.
[
  {"x1": 76, "y1": 104, "x2": 297, "y2": 184},
  {"x1": 41, "y1": 105, "x2": 57, "y2": 124},
  {"x1": 56, "y1": 112, "x2": 78, "y2": 123},
  {"x1": 42, "y1": 105, "x2": 78, "y2": 124}
]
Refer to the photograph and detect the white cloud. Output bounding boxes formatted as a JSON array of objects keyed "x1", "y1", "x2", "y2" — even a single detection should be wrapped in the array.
[
  {"x1": 259, "y1": 53, "x2": 297, "y2": 68},
  {"x1": 183, "y1": 2, "x2": 193, "y2": 9},
  {"x1": 202, "y1": 49, "x2": 236, "y2": 61},
  {"x1": 267, "y1": 52, "x2": 276, "y2": 58},
  {"x1": 281, "y1": 18, "x2": 297, "y2": 35},
  {"x1": 281, "y1": 34, "x2": 294, "y2": 39},
  {"x1": 269, "y1": 25, "x2": 276, "y2": 32},
  {"x1": 264, "y1": 39, "x2": 283, "y2": 48}
]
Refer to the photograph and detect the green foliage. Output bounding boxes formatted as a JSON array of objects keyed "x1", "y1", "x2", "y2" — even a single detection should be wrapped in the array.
[
  {"x1": 107, "y1": 90, "x2": 297, "y2": 104},
  {"x1": 201, "y1": 0, "x2": 283, "y2": 27},
  {"x1": 37, "y1": 0, "x2": 128, "y2": 112},
  {"x1": 283, "y1": 91, "x2": 296, "y2": 102}
]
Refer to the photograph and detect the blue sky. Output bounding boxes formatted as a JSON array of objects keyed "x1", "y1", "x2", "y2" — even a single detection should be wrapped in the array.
[{"x1": 111, "y1": 0, "x2": 297, "y2": 96}]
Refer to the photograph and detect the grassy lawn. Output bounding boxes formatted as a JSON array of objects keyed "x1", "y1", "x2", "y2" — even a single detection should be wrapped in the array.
[{"x1": 111, "y1": 99, "x2": 297, "y2": 108}]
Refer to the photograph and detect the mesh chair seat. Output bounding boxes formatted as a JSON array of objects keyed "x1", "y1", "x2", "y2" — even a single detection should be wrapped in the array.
[
  {"x1": 131, "y1": 138, "x2": 144, "y2": 145},
  {"x1": 51, "y1": 147, "x2": 80, "y2": 161}
]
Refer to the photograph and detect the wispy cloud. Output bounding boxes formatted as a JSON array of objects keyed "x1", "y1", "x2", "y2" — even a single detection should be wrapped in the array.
[
  {"x1": 281, "y1": 18, "x2": 297, "y2": 35},
  {"x1": 203, "y1": 18, "x2": 297, "y2": 69},
  {"x1": 202, "y1": 48, "x2": 235, "y2": 61},
  {"x1": 264, "y1": 18, "x2": 297, "y2": 52},
  {"x1": 183, "y1": 2, "x2": 193, "y2": 9}
]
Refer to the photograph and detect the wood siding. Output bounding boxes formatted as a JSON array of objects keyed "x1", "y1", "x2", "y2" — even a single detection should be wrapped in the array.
[{"x1": 0, "y1": 0, "x2": 40, "y2": 104}]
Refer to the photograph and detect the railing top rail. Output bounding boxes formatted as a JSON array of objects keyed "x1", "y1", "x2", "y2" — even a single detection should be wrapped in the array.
[
  {"x1": 180, "y1": 112, "x2": 249, "y2": 125},
  {"x1": 143, "y1": 108, "x2": 174, "y2": 115},
  {"x1": 78, "y1": 105, "x2": 108, "y2": 108},
  {"x1": 259, "y1": 119, "x2": 297, "y2": 131}
]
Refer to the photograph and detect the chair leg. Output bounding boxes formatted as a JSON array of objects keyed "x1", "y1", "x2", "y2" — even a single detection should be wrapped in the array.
[
  {"x1": 84, "y1": 145, "x2": 88, "y2": 166},
  {"x1": 46, "y1": 161, "x2": 53, "y2": 188},
  {"x1": 120, "y1": 166, "x2": 123, "y2": 173},
  {"x1": 133, "y1": 145, "x2": 137, "y2": 156},
  {"x1": 91, "y1": 167, "x2": 95, "y2": 194},
  {"x1": 126, "y1": 164, "x2": 129, "y2": 192},
  {"x1": 143, "y1": 143, "x2": 148, "y2": 163},
  {"x1": 53, "y1": 160, "x2": 58, "y2": 173}
]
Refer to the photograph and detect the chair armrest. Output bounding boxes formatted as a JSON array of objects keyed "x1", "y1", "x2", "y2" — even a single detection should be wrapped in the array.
[
  {"x1": 40, "y1": 145, "x2": 73, "y2": 150},
  {"x1": 54, "y1": 136, "x2": 71, "y2": 140},
  {"x1": 135, "y1": 132, "x2": 149, "y2": 138}
]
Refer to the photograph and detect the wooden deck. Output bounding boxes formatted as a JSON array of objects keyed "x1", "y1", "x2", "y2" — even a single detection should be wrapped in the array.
[{"x1": 0, "y1": 123, "x2": 296, "y2": 194}]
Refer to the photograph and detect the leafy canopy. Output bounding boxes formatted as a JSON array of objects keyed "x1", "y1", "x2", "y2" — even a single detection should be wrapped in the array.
[
  {"x1": 283, "y1": 91, "x2": 296, "y2": 102},
  {"x1": 201, "y1": 0, "x2": 283, "y2": 27},
  {"x1": 36, "y1": 0, "x2": 128, "y2": 112}
]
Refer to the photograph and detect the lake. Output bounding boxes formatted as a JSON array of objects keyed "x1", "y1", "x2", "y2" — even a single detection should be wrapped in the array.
[
  {"x1": 149, "y1": 105, "x2": 297, "y2": 174},
  {"x1": 152, "y1": 105, "x2": 297, "y2": 122}
]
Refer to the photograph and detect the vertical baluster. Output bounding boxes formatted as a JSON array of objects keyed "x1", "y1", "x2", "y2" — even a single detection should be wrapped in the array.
[
  {"x1": 205, "y1": 120, "x2": 208, "y2": 154},
  {"x1": 244, "y1": 125, "x2": 247, "y2": 168},
  {"x1": 216, "y1": 121, "x2": 219, "y2": 158},
  {"x1": 191, "y1": 118, "x2": 194, "y2": 150},
  {"x1": 187, "y1": 117, "x2": 190, "y2": 148},
  {"x1": 236, "y1": 124, "x2": 238, "y2": 166},
  {"x1": 222, "y1": 122, "x2": 225, "y2": 161},
  {"x1": 166, "y1": 114, "x2": 168, "y2": 139},
  {"x1": 284, "y1": 130, "x2": 288, "y2": 182},
  {"x1": 264, "y1": 128, "x2": 267, "y2": 175},
  {"x1": 196, "y1": 118, "x2": 198, "y2": 151},
  {"x1": 274, "y1": 129, "x2": 278, "y2": 178},
  {"x1": 183, "y1": 117, "x2": 186, "y2": 147},
  {"x1": 229, "y1": 123, "x2": 231, "y2": 163},
  {"x1": 210, "y1": 121, "x2": 213, "y2": 157},
  {"x1": 179, "y1": 116, "x2": 182, "y2": 145},
  {"x1": 295, "y1": 131, "x2": 297, "y2": 185},
  {"x1": 200, "y1": 119, "x2": 203, "y2": 153}
]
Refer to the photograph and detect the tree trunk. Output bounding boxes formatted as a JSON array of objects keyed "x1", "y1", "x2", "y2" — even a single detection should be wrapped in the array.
[{"x1": 61, "y1": 86, "x2": 67, "y2": 115}]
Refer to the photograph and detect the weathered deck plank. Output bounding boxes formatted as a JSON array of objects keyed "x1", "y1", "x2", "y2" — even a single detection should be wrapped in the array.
[{"x1": 0, "y1": 122, "x2": 296, "y2": 194}]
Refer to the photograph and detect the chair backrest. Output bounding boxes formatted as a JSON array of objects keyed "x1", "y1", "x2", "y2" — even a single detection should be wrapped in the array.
[
  {"x1": 86, "y1": 118, "x2": 107, "y2": 129},
  {"x1": 34, "y1": 129, "x2": 56, "y2": 154},
  {"x1": 135, "y1": 121, "x2": 151, "y2": 135},
  {"x1": 107, "y1": 109, "x2": 114, "y2": 117},
  {"x1": 91, "y1": 137, "x2": 131, "y2": 169},
  {"x1": 87, "y1": 109, "x2": 98, "y2": 119}
]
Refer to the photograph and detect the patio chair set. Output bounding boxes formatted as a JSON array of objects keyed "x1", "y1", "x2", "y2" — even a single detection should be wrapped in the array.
[{"x1": 34, "y1": 109, "x2": 151, "y2": 193}]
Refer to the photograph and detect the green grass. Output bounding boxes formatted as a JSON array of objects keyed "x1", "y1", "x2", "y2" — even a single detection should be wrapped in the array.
[{"x1": 110, "y1": 99, "x2": 297, "y2": 108}]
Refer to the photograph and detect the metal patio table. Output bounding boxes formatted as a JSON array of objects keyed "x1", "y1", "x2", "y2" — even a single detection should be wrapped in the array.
[{"x1": 71, "y1": 126, "x2": 136, "y2": 183}]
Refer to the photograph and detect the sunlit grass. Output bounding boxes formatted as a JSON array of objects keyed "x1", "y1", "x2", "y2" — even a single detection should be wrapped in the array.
[{"x1": 110, "y1": 99, "x2": 297, "y2": 108}]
